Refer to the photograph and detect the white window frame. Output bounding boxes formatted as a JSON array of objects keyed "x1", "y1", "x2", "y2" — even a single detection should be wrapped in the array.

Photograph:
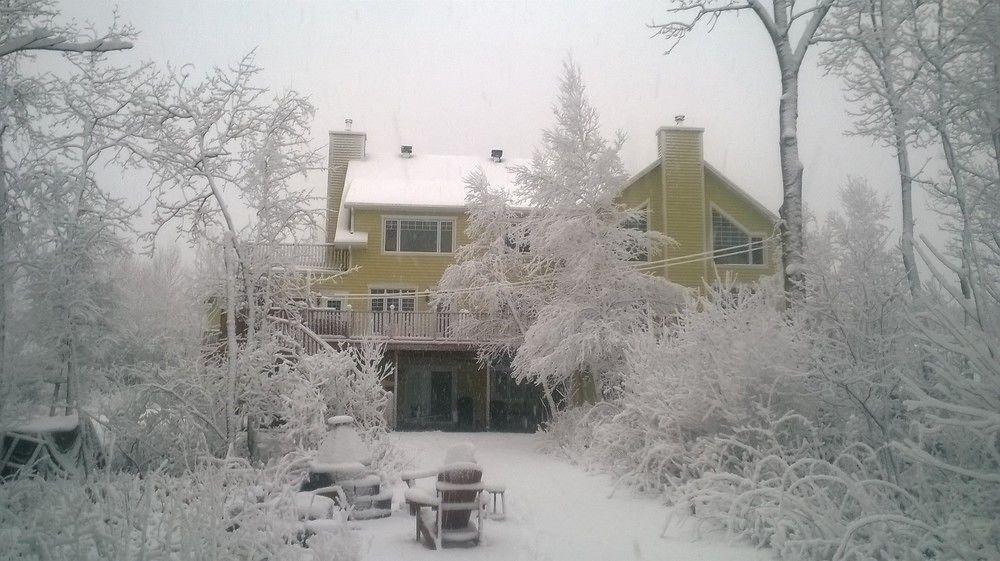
[
  {"x1": 382, "y1": 215, "x2": 456, "y2": 255},
  {"x1": 368, "y1": 285, "x2": 418, "y2": 312},
  {"x1": 321, "y1": 293, "x2": 348, "y2": 311},
  {"x1": 709, "y1": 204, "x2": 767, "y2": 268}
]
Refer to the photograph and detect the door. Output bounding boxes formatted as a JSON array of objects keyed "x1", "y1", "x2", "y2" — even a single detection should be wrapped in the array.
[{"x1": 430, "y1": 371, "x2": 453, "y2": 421}]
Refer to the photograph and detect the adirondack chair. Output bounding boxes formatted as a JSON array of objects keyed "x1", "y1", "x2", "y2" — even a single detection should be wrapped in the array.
[{"x1": 404, "y1": 461, "x2": 486, "y2": 549}]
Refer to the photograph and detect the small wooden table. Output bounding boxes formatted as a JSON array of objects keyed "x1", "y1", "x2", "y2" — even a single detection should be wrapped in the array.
[{"x1": 483, "y1": 483, "x2": 506, "y2": 520}]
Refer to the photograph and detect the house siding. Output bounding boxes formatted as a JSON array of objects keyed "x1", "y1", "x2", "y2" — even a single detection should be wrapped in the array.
[
  {"x1": 315, "y1": 127, "x2": 777, "y2": 304},
  {"x1": 618, "y1": 163, "x2": 667, "y2": 277},
  {"x1": 314, "y1": 209, "x2": 470, "y2": 311}
]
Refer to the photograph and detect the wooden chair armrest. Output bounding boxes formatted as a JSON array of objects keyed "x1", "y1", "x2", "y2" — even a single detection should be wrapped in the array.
[
  {"x1": 401, "y1": 467, "x2": 440, "y2": 488},
  {"x1": 404, "y1": 488, "x2": 440, "y2": 508}
]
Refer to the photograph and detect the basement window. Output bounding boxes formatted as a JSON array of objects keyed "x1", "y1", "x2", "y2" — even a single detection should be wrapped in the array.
[{"x1": 712, "y1": 210, "x2": 764, "y2": 265}]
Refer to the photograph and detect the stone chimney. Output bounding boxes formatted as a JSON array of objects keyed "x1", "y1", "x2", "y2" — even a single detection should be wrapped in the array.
[
  {"x1": 657, "y1": 122, "x2": 706, "y2": 285},
  {"x1": 327, "y1": 119, "x2": 367, "y2": 242}
]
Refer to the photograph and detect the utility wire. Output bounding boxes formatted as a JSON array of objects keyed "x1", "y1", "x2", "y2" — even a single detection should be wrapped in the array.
[{"x1": 305, "y1": 235, "x2": 779, "y2": 302}]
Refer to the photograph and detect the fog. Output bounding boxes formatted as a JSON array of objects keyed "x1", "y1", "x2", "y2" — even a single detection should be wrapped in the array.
[{"x1": 49, "y1": 0, "x2": 939, "y2": 243}]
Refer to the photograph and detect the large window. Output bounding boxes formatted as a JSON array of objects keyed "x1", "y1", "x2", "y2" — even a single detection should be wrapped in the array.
[
  {"x1": 384, "y1": 218, "x2": 454, "y2": 253},
  {"x1": 712, "y1": 210, "x2": 764, "y2": 265},
  {"x1": 370, "y1": 288, "x2": 416, "y2": 312},
  {"x1": 622, "y1": 206, "x2": 649, "y2": 262}
]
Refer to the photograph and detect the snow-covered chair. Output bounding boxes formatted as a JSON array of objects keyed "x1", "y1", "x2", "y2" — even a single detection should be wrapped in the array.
[
  {"x1": 301, "y1": 415, "x2": 392, "y2": 520},
  {"x1": 402, "y1": 443, "x2": 490, "y2": 549}
]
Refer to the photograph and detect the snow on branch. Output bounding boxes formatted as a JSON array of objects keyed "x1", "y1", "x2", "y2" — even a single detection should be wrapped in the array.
[{"x1": 0, "y1": 28, "x2": 133, "y2": 58}]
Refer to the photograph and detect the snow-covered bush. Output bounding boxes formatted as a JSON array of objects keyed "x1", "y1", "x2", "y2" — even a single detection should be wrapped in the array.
[
  {"x1": 0, "y1": 455, "x2": 362, "y2": 561},
  {"x1": 543, "y1": 281, "x2": 808, "y2": 493},
  {"x1": 542, "y1": 181, "x2": 998, "y2": 560},
  {"x1": 801, "y1": 180, "x2": 915, "y2": 468},
  {"x1": 669, "y1": 413, "x2": 962, "y2": 561}
]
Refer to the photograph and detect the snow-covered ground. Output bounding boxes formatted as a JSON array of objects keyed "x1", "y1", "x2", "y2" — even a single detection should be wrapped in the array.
[{"x1": 354, "y1": 432, "x2": 773, "y2": 561}]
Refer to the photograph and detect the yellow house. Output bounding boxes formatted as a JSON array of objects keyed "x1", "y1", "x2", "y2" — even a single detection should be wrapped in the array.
[{"x1": 286, "y1": 120, "x2": 778, "y2": 431}]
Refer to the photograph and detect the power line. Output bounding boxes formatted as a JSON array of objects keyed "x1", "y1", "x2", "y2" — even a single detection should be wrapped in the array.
[{"x1": 307, "y1": 235, "x2": 779, "y2": 302}]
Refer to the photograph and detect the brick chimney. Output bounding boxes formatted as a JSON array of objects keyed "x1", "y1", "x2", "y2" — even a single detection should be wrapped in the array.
[
  {"x1": 657, "y1": 122, "x2": 706, "y2": 285},
  {"x1": 327, "y1": 119, "x2": 367, "y2": 242}
]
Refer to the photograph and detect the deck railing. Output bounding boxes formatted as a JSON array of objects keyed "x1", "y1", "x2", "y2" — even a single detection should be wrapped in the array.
[
  {"x1": 294, "y1": 308, "x2": 481, "y2": 343},
  {"x1": 252, "y1": 243, "x2": 350, "y2": 271}
]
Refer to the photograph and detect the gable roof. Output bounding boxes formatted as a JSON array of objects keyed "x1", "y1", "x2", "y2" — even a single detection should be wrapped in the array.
[
  {"x1": 343, "y1": 153, "x2": 529, "y2": 210},
  {"x1": 702, "y1": 162, "x2": 779, "y2": 223},
  {"x1": 620, "y1": 158, "x2": 778, "y2": 223}
]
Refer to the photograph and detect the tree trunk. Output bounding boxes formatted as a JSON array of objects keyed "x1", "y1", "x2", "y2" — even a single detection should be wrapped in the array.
[
  {"x1": 224, "y1": 242, "x2": 240, "y2": 445},
  {"x1": 892, "y1": 115, "x2": 921, "y2": 295},
  {"x1": 777, "y1": 61, "x2": 806, "y2": 297},
  {"x1": 0, "y1": 130, "x2": 7, "y2": 394}
]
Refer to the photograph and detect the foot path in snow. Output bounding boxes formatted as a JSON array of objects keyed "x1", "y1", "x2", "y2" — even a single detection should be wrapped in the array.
[{"x1": 355, "y1": 432, "x2": 772, "y2": 561}]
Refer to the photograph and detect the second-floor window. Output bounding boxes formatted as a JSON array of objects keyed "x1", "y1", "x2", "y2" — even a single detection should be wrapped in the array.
[
  {"x1": 384, "y1": 218, "x2": 454, "y2": 253},
  {"x1": 712, "y1": 210, "x2": 765, "y2": 265}
]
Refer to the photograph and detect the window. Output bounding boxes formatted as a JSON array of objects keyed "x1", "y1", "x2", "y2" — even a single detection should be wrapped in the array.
[
  {"x1": 383, "y1": 218, "x2": 455, "y2": 253},
  {"x1": 712, "y1": 210, "x2": 764, "y2": 265},
  {"x1": 370, "y1": 288, "x2": 415, "y2": 312},
  {"x1": 324, "y1": 298, "x2": 343, "y2": 311},
  {"x1": 622, "y1": 206, "x2": 649, "y2": 262}
]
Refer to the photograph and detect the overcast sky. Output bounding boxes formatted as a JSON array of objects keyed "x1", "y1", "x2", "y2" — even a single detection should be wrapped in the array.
[{"x1": 46, "y1": 0, "x2": 941, "y2": 246}]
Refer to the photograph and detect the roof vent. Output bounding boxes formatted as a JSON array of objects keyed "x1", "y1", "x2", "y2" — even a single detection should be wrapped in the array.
[
  {"x1": 490, "y1": 149, "x2": 503, "y2": 162},
  {"x1": 674, "y1": 114, "x2": 685, "y2": 125},
  {"x1": 400, "y1": 145, "x2": 413, "y2": 158},
  {"x1": 345, "y1": 118, "x2": 353, "y2": 131}
]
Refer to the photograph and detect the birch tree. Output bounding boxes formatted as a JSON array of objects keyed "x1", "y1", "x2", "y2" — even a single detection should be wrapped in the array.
[
  {"x1": 653, "y1": 0, "x2": 836, "y2": 296},
  {"x1": 908, "y1": 0, "x2": 998, "y2": 323},
  {"x1": 817, "y1": 0, "x2": 925, "y2": 294}
]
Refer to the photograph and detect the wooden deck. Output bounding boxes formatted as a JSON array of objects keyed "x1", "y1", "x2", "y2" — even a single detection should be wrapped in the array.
[
  {"x1": 275, "y1": 308, "x2": 484, "y2": 351},
  {"x1": 253, "y1": 243, "x2": 351, "y2": 271}
]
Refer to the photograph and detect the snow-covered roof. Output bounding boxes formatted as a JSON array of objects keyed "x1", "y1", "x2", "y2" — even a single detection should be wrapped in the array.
[{"x1": 342, "y1": 153, "x2": 527, "y2": 210}]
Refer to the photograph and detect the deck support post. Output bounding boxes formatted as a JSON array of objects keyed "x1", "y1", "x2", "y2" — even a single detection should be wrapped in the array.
[
  {"x1": 485, "y1": 359, "x2": 491, "y2": 431},
  {"x1": 393, "y1": 349, "x2": 400, "y2": 430}
]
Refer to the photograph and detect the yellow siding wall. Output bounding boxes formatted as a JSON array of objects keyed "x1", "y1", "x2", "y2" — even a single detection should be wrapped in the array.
[
  {"x1": 615, "y1": 156, "x2": 778, "y2": 288},
  {"x1": 618, "y1": 164, "x2": 667, "y2": 278},
  {"x1": 314, "y1": 209, "x2": 470, "y2": 311},
  {"x1": 315, "y1": 149, "x2": 777, "y2": 302}
]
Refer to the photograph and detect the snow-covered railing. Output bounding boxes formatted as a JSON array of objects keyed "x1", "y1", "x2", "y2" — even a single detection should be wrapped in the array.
[
  {"x1": 270, "y1": 315, "x2": 337, "y2": 355},
  {"x1": 298, "y1": 308, "x2": 481, "y2": 344},
  {"x1": 251, "y1": 243, "x2": 350, "y2": 271}
]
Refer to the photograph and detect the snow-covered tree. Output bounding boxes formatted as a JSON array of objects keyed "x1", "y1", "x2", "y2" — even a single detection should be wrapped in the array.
[
  {"x1": 0, "y1": 0, "x2": 132, "y2": 58},
  {"x1": 436, "y1": 169, "x2": 547, "y2": 364},
  {"x1": 0, "y1": 0, "x2": 133, "y2": 402},
  {"x1": 16, "y1": 53, "x2": 161, "y2": 414},
  {"x1": 653, "y1": 0, "x2": 837, "y2": 296},
  {"x1": 129, "y1": 52, "x2": 323, "y2": 449},
  {"x1": 801, "y1": 179, "x2": 914, "y2": 476},
  {"x1": 509, "y1": 60, "x2": 684, "y2": 402},
  {"x1": 439, "y1": 59, "x2": 684, "y2": 411},
  {"x1": 817, "y1": 0, "x2": 925, "y2": 294}
]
